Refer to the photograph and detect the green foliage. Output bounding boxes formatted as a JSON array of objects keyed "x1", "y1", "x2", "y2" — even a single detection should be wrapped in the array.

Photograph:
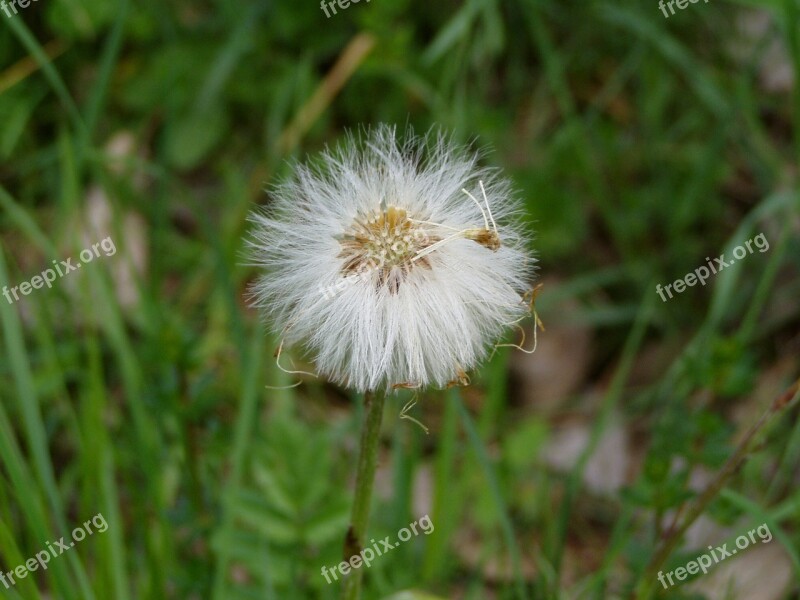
[{"x1": 1, "y1": 0, "x2": 799, "y2": 598}]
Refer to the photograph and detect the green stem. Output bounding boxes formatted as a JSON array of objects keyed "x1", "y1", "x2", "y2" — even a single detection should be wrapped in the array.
[{"x1": 342, "y1": 390, "x2": 386, "y2": 600}]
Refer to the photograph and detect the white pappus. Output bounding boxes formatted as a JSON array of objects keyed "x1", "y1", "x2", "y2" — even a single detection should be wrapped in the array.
[{"x1": 247, "y1": 125, "x2": 536, "y2": 393}]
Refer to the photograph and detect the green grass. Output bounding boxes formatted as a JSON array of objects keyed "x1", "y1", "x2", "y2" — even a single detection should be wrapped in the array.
[{"x1": 1, "y1": 0, "x2": 799, "y2": 598}]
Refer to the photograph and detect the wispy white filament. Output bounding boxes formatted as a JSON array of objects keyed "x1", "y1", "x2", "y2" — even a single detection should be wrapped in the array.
[{"x1": 247, "y1": 125, "x2": 535, "y2": 392}]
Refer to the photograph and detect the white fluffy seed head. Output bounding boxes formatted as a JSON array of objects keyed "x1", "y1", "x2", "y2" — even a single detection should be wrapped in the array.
[{"x1": 246, "y1": 125, "x2": 536, "y2": 393}]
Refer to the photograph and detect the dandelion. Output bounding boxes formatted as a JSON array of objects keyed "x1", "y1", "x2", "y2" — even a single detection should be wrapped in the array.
[
  {"x1": 247, "y1": 125, "x2": 535, "y2": 393},
  {"x1": 246, "y1": 125, "x2": 536, "y2": 600}
]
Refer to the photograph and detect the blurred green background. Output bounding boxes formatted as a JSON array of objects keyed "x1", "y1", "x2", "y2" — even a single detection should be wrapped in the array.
[{"x1": 1, "y1": 0, "x2": 799, "y2": 598}]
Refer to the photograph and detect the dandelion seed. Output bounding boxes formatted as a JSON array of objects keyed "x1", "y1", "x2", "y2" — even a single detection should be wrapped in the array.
[{"x1": 246, "y1": 125, "x2": 536, "y2": 392}]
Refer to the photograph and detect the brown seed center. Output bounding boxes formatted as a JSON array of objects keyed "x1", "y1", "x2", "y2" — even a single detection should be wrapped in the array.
[{"x1": 337, "y1": 205, "x2": 439, "y2": 293}]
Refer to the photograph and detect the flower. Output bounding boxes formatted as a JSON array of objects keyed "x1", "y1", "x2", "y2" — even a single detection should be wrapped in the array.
[{"x1": 247, "y1": 125, "x2": 535, "y2": 392}]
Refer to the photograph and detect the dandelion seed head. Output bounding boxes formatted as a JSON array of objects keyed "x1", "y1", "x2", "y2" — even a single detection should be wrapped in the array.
[
  {"x1": 247, "y1": 125, "x2": 536, "y2": 392},
  {"x1": 337, "y1": 205, "x2": 439, "y2": 293}
]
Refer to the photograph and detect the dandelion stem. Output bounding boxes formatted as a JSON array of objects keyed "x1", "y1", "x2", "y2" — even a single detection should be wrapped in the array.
[{"x1": 342, "y1": 389, "x2": 385, "y2": 600}]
